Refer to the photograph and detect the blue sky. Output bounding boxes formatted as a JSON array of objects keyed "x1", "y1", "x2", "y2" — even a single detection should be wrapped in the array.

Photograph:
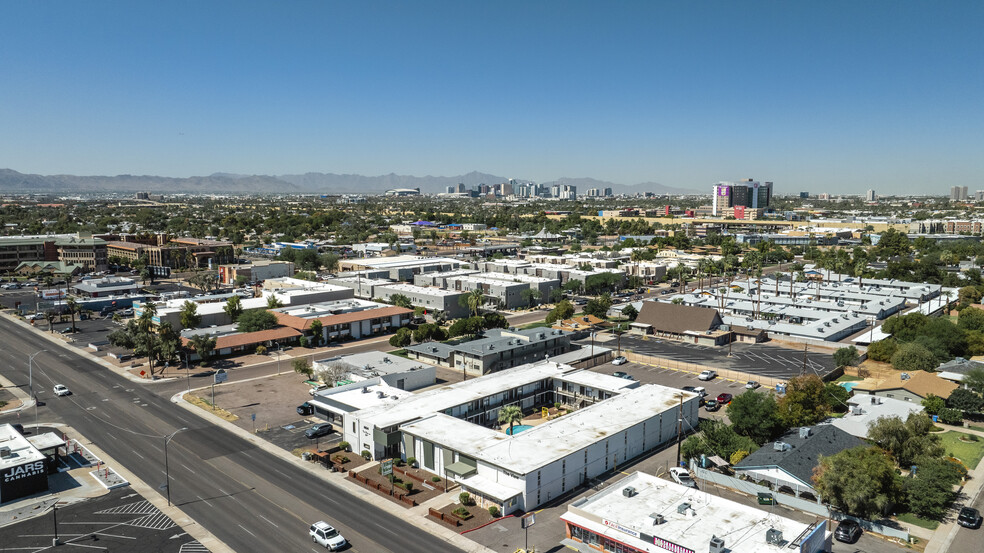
[{"x1": 1, "y1": 1, "x2": 981, "y2": 194}]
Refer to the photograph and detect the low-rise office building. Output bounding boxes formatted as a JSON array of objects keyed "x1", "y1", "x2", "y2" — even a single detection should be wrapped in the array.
[
  {"x1": 561, "y1": 471, "x2": 829, "y2": 553},
  {"x1": 0, "y1": 424, "x2": 50, "y2": 504},
  {"x1": 374, "y1": 282, "x2": 470, "y2": 318},
  {"x1": 313, "y1": 351, "x2": 435, "y2": 391},
  {"x1": 272, "y1": 299, "x2": 412, "y2": 343},
  {"x1": 338, "y1": 255, "x2": 461, "y2": 281},
  {"x1": 72, "y1": 277, "x2": 140, "y2": 298},
  {"x1": 323, "y1": 275, "x2": 398, "y2": 299},
  {"x1": 218, "y1": 260, "x2": 295, "y2": 284},
  {"x1": 405, "y1": 327, "x2": 572, "y2": 375}
]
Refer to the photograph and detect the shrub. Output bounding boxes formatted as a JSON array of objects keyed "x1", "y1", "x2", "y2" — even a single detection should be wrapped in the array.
[
  {"x1": 938, "y1": 408, "x2": 963, "y2": 425},
  {"x1": 459, "y1": 492, "x2": 472, "y2": 505},
  {"x1": 554, "y1": 402, "x2": 561, "y2": 410},
  {"x1": 255, "y1": 345, "x2": 267, "y2": 355},
  {"x1": 338, "y1": 441, "x2": 350, "y2": 451},
  {"x1": 431, "y1": 476, "x2": 441, "y2": 482},
  {"x1": 407, "y1": 456, "x2": 417, "y2": 467},
  {"x1": 361, "y1": 450, "x2": 371, "y2": 460},
  {"x1": 403, "y1": 481, "x2": 413, "y2": 493},
  {"x1": 452, "y1": 507, "x2": 471, "y2": 519},
  {"x1": 488, "y1": 506, "x2": 500, "y2": 517},
  {"x1": 299, "y1": 336, "x2": 309, "y2": 348}
]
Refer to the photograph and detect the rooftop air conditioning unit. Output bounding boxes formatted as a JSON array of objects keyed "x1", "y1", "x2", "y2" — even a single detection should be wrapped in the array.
[
  {"x1": 766, "y1": 529, "x2": 784, "y2": 545},
  {"x1": 377, "y1": 391, "x2": 386, "y2": 399},
  {"x1": 676, "y1": 502, "x2": 692, "y2": 515},
  {"x1": 852, "y1": 405, "x2": 863, "y2": 415},
  {"x1": 709, "y1": 536, "x2": 725, "y2": 553},
  {"x1": 649, "y1": 512, "x2": 665, "y2": 525},
  {"x1": 799, "y1": 427, "x2": 811, "y2": 438},
  {"x1": 773, "y1": 442, "x2": 791, "y2": 452},
  {"x1": 622, "y1": 486, "x2": 637, "y2": 498},
  {"x1": 362, "y1": 387, "x2": 370, "y2": 393},
  {"x1": 0, "y1": 446, "x2": 10, "y2": 459}
]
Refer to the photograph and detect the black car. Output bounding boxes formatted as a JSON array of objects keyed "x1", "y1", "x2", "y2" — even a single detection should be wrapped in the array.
[
  {"x1": 958, "y1": 507, "x2": 982, "y2": 529},
  {"x1": 704, "y1": 399, "x2": 719, "y2": 412},
  {"x1": 834, "y1": 519, "x2": 862, "y2": 543},
  {"x1": 304, "y1": 423, "x2": 332, "y2": 439},
  {"x1": 297, "y1": 402, "x2": 314, "y2": 416}
]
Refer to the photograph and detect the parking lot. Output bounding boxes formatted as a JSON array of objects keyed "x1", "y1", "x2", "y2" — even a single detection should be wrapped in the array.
[
  {"x1": 620, "y1": 335, "x2": 837, "y2": 381},
  {"x1": 0, "y1": 488, "x2": 209, "y2": 553}
]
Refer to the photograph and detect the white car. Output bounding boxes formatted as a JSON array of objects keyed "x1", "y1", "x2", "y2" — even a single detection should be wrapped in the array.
[
  {"x1": 612, "y1": 356, "x2": 628, "y2": 366},
  {"x1": 697, "y1": 370, "x2": 717, "y2": 381},
  {"x1": 53, "y1": 384, "x2": 71, "y2": 396},
  {"x1": 309, "y1": 521, "x2": 346, "y2": 550},
  {"x1": 669, "y1": 467, "x2": 697, "y2": 488},
  {"x1": 28, "y1": 313, "x2": 46, "y2": 320},
  {"x1": 746, "y1": 381, "x2": 761, "y2": 389}
]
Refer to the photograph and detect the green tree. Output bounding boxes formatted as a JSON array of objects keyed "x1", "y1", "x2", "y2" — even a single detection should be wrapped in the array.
[
  {"x1": 188, "y1": 333, "x2": 217, "y2": 366},
  {"x1": 390, "y1": 294, "x2": 413, "y2": 309},
  {"x1": 448, "y1": 316, "x2": 484, "y2": 338},
  {"x1": 466, "y1": 289, "x2": 484, "y2": 316},
  {"x1": 621, "y1": 304, "x2": 638, "y2": 321},
  {"x1": 179, "y1": 301, "x2": 201, "y2": 329},
  {"x1": 497, "y1": 405, "x2": 524, "y2": 435},
  {"x1": 308, "y1": 319, "x2": 323, "y2": 346},
  {"x1": 905, "y1": 456, "x2": 966, "y2": 519},
  {"x1": 234, "y1": 275, "x2": 250, "y2": 287},
  {"x1": 867, "y1": 339, "x2": 898, "y2": 363},
  {"x1": 833, "y1": 346, "x2": 859, "y2": 369},
  {"x1": 583, "y1": 293, "x2": 612, "y2": 319},
  {"x1": 223, "y1": 295, "x2": 244, "y2": 323},
  {"x1": 726, "y1": 390, "x2": 785, "y2": 444},
  {"x1": 320, "y1": 253, "x2": 340, "y2": 274},
  {"x1": 964, "y1": 367, "x2": 984, "y2": 396},
  {"x1": 947, "y1": 387, "x2": 984, "y2": 412},
  {"x1": 293, "y1": 357, "x2": 313, "y2": 379},
  {"x1": 236, "y1": 310, "x2": 278, "y2": 332},
  {"x1": 891, "y1": 342, "x2": 937, "y2": 372},
  {"x1": 866, "y1": 413, "x2": 944, "y2": 467},
  {"x1": 824, "y1": 382, "x2": 851, "y2": 412},
  {"x1": 921, "y1": 394, "x2": 945, "y2": 416},
  {"x1": 812, "y1": 446, "x2": 903, "y2": 519},
  {"x1": 266, "y1": 294, "x2": 284, "y2": 309},
  {"x1": 545, "y1": 300, "x2": 575, "y2": 324},
  {"x1": 776, "y1": 374, "x2": 830, "y2": 427},
  {"x1": 64, "y1": 297, "x2": 80, "y2": 333},
  {"x1": 520, "y1": 288, "x2": 542, "y2": 308},
  {"x1": 389, "y1": 327, "x2": 412, "y2": 348},
  {"x1": 680, "y1": 420, "x2": 757, "y2": 462}
]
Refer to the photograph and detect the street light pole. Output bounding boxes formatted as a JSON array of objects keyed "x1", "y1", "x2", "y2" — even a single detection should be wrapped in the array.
[
  {"x1": 163, "y1": 427, "x2": 188, "y2": 506},
  {"x1": 28, "y1": 349, "x2": 47, "y2": 402}
]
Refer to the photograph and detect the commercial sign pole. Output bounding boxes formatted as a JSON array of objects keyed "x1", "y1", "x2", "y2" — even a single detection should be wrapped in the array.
[
  {"x1": 521, "y1": 512, "x2": 535, "y2": 552},
  {"x1": 212, "y1": 369, "x2": 228, "y2": 410}
]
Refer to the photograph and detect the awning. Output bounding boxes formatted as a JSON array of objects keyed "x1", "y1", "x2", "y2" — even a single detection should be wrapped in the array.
[
  {"x1": 445, "y1": 461, "x2": 477, "y2": 478},
  {"x1": 458, "y1": 474, "x2": 521, "y2": 502}
]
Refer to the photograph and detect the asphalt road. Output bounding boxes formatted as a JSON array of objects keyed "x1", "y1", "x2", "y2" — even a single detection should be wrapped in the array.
[{"x1": 0, "y1": 316, "x2": 465, "y2": 553}]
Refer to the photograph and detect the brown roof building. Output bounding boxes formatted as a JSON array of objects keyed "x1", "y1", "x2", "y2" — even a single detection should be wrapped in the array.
[
  {"x1": 852, "y1": 370, "x2": 959, "y2": 403},
  {"x1": 633, "y1": 301, "x2": 730, "y2": 346}
]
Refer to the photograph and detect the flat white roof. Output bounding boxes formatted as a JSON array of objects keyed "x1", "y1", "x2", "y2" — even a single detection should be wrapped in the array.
[
  {"x1": 0, "y1": 424, "x2": 46, "y2": 469},
  {"x1": 314, "y1": 381, "x2": 413, "y2": 411},
  {"x1": 828, "y1": 395, "x2": 923, "y2": 438},
  {"x1": 559, "y1": 369, "x2": 637, "y2": 391},
  {"x1": 314, "y1": 351, "x2": 431, "y2": 376},
  {"x1": 563, "y1": 472, "x2": 818, "y2": 553},
  {"x1": 274, "y1": 298, "x2": 387, "y2": 319},
  {"x1": 400, "y1": 384, "x2": 694, "y2": 474},
  {"x1": 355, "y1": 255, "x2": 460, "y2": 269},
  {"x1": 377, "y1": 283, "x2": 464, "y2": 297}
]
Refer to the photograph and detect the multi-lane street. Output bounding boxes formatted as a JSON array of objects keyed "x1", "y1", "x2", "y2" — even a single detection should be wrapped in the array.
[{"x1": 0, "y1": 316, "x2": 466, "y2": 553}]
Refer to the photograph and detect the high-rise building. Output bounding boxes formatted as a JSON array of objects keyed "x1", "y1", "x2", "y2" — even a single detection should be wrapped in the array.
[
  {"x1": 799, "y1": 192, "x2": 809, "y2": 199},
  {"x1": 456, "y1": 183, "x2": 467, "y2": 193},
  {"x1": 951, "y1": 186, "x2": 969, "y2": 200},
  {"x1": 711, "y1": 179, "x2": 772, "y2": 216},
  {"x1": 963, "y1": 186, "x2": 970, "y2": 200},
  {"x1": 865, "y1": 189, "x2": 876, "y2": 202},
  {"x1": 603, "y1": 187, "x2": 613, "y2": 197}
]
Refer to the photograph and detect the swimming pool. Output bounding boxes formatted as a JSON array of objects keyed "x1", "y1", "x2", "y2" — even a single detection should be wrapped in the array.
[
  {"x1": 839, "y1": 382, "x2": 858, "y2": 392},
  {"x1": 506, "y1": 424, "x2": 533, "y2": 435}
]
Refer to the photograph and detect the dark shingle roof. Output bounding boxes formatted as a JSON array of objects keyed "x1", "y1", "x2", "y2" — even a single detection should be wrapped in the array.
[
  {"x1": 634, "y1": 302, "x2": 722, "y2": 335},
  {"x1": 734, "y1": 425, "x2": 863, "y2": 486}
]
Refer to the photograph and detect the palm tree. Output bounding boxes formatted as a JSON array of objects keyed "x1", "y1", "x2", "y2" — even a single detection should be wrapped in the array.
[
  {"x1": 467, "y1": 288, "x2": 484, "y2": 317},
  {"x1": 498, "y1": 405, "x2": 524, "y2": 435},
  {"x1": 65, "y1": 297, "x2": 79, "y2": 334},
  {"x1": 44, "y1": 311, "x2": 56, "y2": 333},
  {"x1": 189, "y1": 333, "x2": 217, "y2": 366},
  {"x1": 137, "y1": 302, "x2": 158, "y2": 376}
]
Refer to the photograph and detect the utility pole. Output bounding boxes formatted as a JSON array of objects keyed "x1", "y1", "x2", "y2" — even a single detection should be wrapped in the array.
[{"x1": 802, "y1": 343, "x2": 808, "y2": 376}]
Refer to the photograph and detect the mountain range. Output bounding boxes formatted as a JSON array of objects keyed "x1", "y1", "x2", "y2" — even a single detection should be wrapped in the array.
[{"x1": 0, "y1": 168, "x2": 701, "y2": 196}]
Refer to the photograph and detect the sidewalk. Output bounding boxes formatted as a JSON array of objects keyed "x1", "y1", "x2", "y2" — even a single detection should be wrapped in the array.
[
  {"x1": 924, "y1": 424, "x2": 984, "y2": 553},
  {"x1": 0, "y1": 372, "x2": 35, "y2": 414},
  {"x1": 171, "y1": 391, "x2": 496, "y2": 553}
]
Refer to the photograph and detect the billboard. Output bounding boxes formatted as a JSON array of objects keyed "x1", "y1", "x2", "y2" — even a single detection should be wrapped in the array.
[
  {"x1": 0, "y1": 459, "x2": 48, "y2": 503},
  {"x1": 716, "y1": 186, "x2": 730, "y2": 197}
]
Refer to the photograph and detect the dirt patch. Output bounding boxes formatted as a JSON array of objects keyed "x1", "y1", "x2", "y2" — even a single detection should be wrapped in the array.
[
  {"x1": 350, "y1": 464, "x2": 450, "y2": 508},
  {"x1": 183, "y1": 393, "x2": 239, "y2": 421},
  {"x1": 428, "y1": 500, "x2": 500, "y2": 532}
]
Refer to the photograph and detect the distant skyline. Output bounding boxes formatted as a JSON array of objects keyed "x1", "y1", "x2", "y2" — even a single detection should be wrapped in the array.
[{"x1": 1, "y1": 1, "x2": 981, "y2": 195}]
